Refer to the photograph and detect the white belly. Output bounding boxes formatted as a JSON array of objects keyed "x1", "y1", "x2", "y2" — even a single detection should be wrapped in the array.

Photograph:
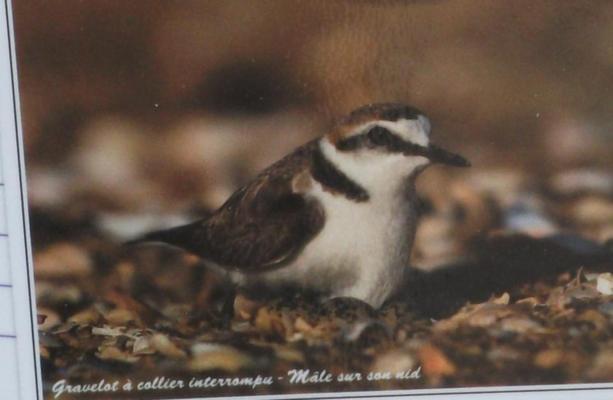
[{"x1": 232, "y1": 184, "x2": 418, "y2": 308}]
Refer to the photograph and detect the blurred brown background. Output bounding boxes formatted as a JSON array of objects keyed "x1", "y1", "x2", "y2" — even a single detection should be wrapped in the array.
[{"x1": 13, "y1": 0, "x2": 612, "y2": 216}]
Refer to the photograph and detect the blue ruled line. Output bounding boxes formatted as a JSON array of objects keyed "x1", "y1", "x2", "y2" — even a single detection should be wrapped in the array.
[{"x1": 0, "y1": 334, "x2": 16, "y2": 339}]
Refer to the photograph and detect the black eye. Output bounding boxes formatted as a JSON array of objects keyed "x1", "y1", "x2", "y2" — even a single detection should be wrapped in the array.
[{"x1": 367, "y1": 126, "x2": 390, "y2": 146}]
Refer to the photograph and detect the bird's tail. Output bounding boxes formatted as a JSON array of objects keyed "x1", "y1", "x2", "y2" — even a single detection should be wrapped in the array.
[{"x1": 124, "y1": 221, "x2": 204, "y2": 253}]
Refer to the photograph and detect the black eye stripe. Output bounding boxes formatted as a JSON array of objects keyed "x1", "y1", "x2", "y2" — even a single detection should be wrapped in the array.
[
  {"x1": 367, "y1": 126, "x2": 392, "y2": 145},
  {"x1": 336, "y1": 134, "x2": 366, "y2": 151},
  {"x1": 337, "y1": 126, "x2": 393, "y2": 151},
  {"x1": 336, "y1": 125, "x2": 426, "y2": 156}
]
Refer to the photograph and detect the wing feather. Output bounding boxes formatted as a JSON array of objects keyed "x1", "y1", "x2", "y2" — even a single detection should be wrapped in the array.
[{"x1": 140, "y1": 140, "x2": 325, "y2": 272}]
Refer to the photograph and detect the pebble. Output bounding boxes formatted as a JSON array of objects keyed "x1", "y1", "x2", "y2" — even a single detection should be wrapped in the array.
[
  {"x1": 254, "y1": 307, "x2": 293, "y2": 338},
  {"x1": 37, "y1": 308, "x2": 61, "y2": 331},
  {"x1": 92, "y1": 326, "x2": 131, "y2": 338},
  {"x1": 577, "y1": 310, "x2": 608, "y2": 331},
  {"x1": 27, "y1": 168, "x2": 72, "y2": 208},
  {"x1": 104, "y1": 309, "x2": 140, "y2": 326},
  {"x1": 596, "y1": 273, "x2": 613, "y2": 295},
  {"x1": 36, "y1": 282, "x2": 83, "y2": 305},
  {"x1": 67, "y1": 308, "x2": 101, "y2": 326},
  {"x1": 150, "y1": 333, "x2": 186, "y2": 359},
  {"x1": 566, "y1": 285, "x2": 601, "y2": 301},
  {"x1": 516, "y1": 297, "x2": 540, "y2": 307},
  {"x1": 96, "y1": 346, "x2": 140, "y2": 364},
  {"x1": 234, "y1": 294, "x2": 261, "y2": 321},
  {"x1": 466, "y1": 306, "x2": 508, "y2": 327},
  {"x1": 371, "y1": 349, "x2": 416, "y2": 374},
  {"x1": 550, "y1": 169, "x2": 613, "y2": 197},
  {"x1": 487, "y1": 346, "x2": 522, "y2": 362},
  {"x1": 499, "y1": 317, "x2": 544, "y2": 334},
  {"x1": 503, "y1": 195, "x2": 558, "y2": 237},
  {"x1": 273, "y1": 346, "x2": 305, "y2": 363},
  {"x1": 189, "y1": 343, "x2": 252, "y2": 372},
  {"x1": 570, "y1": 196, "x2": 613, "y2": 225},
  {"x1": 132, "y1": 336, "x2": 155, "y2": 355},
  {"x1": 71, "y1": 117, "x2": 148, "y2": 199},
  {"x1": 534, "y1": 349, "x2": 564, "y2": 369}
]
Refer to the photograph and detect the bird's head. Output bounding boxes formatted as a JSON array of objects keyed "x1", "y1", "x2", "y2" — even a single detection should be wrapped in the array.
[{"x1": 320, "y1": 103, "x2": 470, "y2": 195}]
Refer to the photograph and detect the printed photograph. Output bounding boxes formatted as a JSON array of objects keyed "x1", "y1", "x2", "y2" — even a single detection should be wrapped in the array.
[{"x1": 12, "y1": 0, "x2": 613, "y2": 398}]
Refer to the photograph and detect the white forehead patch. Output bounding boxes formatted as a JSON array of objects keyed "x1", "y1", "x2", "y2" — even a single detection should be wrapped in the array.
[
  {"x1": 350, "y1": 117, "x2": 431, "y2": 147},
  {"x1": 417, "y1": 115, "x2": 431, "y2": 134}
]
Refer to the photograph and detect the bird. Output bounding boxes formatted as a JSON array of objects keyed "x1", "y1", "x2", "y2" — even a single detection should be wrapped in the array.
[{"x1": 128, "y1": 103, "x2": 470, "y2": 309}]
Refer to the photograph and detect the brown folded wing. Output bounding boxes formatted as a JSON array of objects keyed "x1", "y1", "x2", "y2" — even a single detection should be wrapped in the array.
[{"x1": 177, "y1": 141, "x2": 325, "y2": 271}]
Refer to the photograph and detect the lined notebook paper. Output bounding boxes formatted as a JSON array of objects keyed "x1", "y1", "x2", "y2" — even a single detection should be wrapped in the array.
[{"x1": 0, "y1": 1, "x2": 41, "y2": 399}]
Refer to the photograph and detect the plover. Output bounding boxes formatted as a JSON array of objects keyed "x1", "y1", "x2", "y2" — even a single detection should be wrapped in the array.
[{"x1": 130, "y1": 103, "x2": 470, "y2": 308}]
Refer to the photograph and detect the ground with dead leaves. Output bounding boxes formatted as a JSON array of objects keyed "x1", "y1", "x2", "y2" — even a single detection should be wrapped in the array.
[{"x1": 35, "y1": 214, "x2": 612, "y2": 399}]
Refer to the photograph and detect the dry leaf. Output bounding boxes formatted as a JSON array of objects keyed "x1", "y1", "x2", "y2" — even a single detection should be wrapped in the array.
[{"x1": 419, "y1": 344, "x2": 456, "y2": 377}]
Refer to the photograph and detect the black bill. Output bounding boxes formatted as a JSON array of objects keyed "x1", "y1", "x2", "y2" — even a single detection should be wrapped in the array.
[
  {"x1": 423, "y1": 143, "x2": 471, "y2": 167},
  {"x1": 400, "y1": 140, "x2": 470, "y2": 167}
]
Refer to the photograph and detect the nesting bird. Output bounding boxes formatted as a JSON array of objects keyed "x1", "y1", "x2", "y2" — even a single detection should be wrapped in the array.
[{"x1": 130, "y1": 103, "x2": 470, "y2": 308}]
